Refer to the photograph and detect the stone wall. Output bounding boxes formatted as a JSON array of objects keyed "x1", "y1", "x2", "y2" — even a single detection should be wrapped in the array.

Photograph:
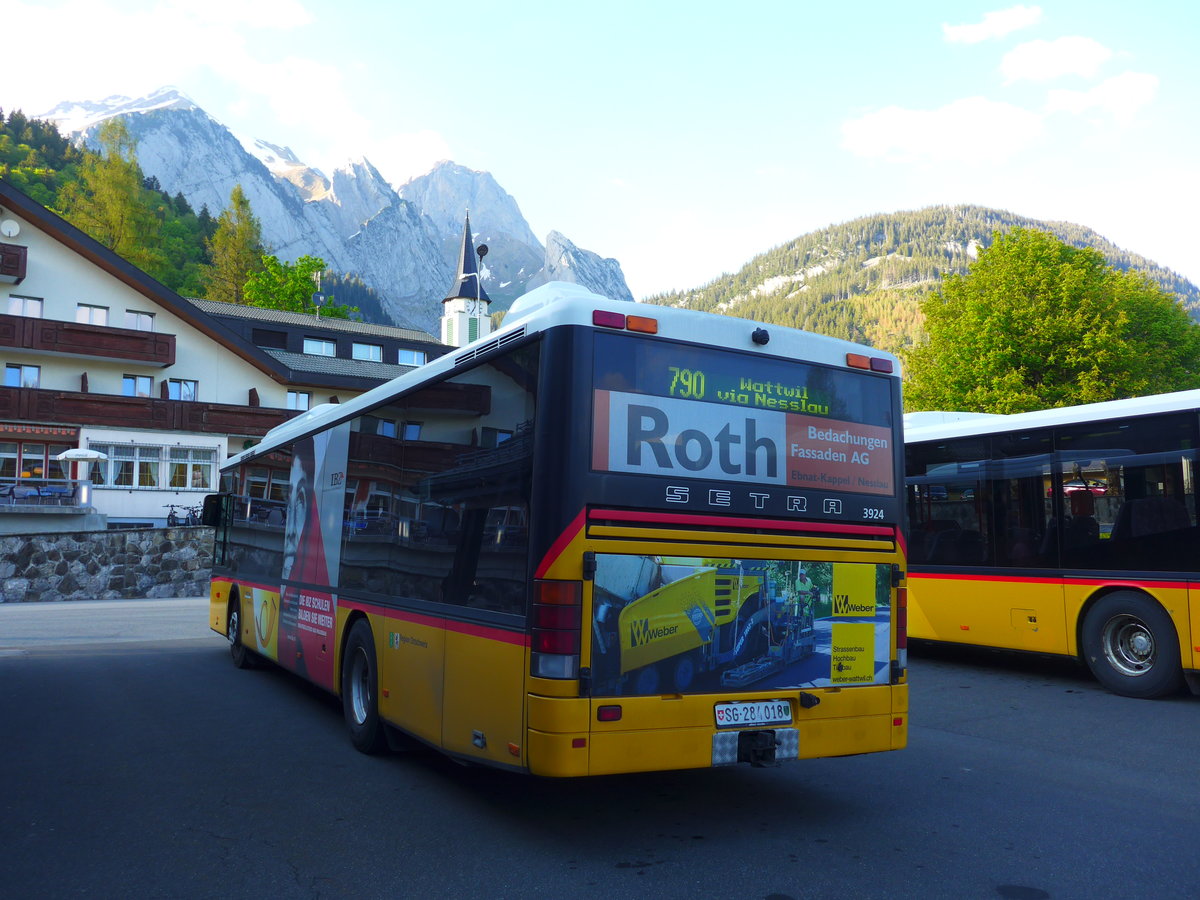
[{"x1": 0, "y1": 526, "x2": 213, "y2": 602}]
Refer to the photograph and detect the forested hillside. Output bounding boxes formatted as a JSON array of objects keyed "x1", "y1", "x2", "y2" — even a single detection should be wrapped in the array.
[
  {"x1": 0, "y1": 109, "x2": 381, "y2": 313},
  {"x1": 644, "y1": 206, "x2": 1199, "y2": 353}
]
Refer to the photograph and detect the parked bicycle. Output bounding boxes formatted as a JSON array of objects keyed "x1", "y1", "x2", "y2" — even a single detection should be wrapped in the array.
[{"x1": 164, "y1": 503, "x2": 202, "y2": 526}]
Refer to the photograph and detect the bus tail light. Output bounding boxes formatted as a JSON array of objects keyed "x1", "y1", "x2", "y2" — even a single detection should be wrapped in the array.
[
  {"x1": 593, "y1": 310, "x2": 625, "y2": 329},
  {"x1": 626, "y1": 315, "x2": 658, "y2": 334},
  {"x1": 895, "y1": 586, "x2": 908, "y2": 670},
  {"x1": 532, "y1": 579, "x2": 582, "y2": 679},
  {"x1": 846, "y1": 352, "x2": 894, "y2": 373},
  {"x1": 592, "y1": 310, "x2": 659, "y2": 334}
]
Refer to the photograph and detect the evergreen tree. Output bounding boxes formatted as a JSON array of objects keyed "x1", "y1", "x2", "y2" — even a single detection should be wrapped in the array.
[
  {"x1": 902, "y1": 228, "x2": 1200, "y2": 413},
  {"x1": 243, "y1": 255, "x2": 357, "y2": 318},
  {"x1": 56, "y1": 118, "x2": 164, "y2": 275},
  {"x1": 202, "y1": 184, "x2": 266, "y2": 303}
]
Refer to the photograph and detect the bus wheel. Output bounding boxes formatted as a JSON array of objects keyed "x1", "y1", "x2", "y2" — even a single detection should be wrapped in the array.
[
  {"x1": 342, "y1": 619, "x2": 388, "y2": 754},
  {"x1": 227, "y1": 595, "x2": 255, "y2": 670},
  {"x1": 1081, "y1": 592, "x2": 1183, "y2": 699}
]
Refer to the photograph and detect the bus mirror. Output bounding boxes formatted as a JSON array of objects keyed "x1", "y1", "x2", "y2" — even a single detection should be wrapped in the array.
[{"x1": 200, "y1": 493, "x2": 222, "y2": 527}]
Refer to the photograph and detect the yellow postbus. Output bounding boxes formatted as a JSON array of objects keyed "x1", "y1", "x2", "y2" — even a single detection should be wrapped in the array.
[
  {"x1": 206, "y1": 282, "x2": 908, "y2": 775},
  {"x1": 905, "y1": 392, "x2": 1200, "y2": 699}
]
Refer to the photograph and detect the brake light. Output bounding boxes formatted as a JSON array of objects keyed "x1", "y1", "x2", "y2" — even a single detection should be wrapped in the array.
[
  {"x1": 532, "y1": 579, "x2": 582, "y2": 679},
  {"x1": 846, "y1": 352, "x2": 894, "y2": 374},
  {"x1": 895, "y1": 586, "x2": 908, "y2": 674},
  {"x1": 593, "y1": 310, "x2": 625, "y2": 329}
]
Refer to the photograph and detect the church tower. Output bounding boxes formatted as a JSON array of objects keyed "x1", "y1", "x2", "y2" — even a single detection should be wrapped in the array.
[{"x1": 440, "y1": 213, "x2": 492, "y2": 347}]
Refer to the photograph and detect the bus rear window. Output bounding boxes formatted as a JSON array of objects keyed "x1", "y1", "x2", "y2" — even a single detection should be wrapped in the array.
[{"x1": 592, "y1": 332, "x2": 896, "y2": 496}]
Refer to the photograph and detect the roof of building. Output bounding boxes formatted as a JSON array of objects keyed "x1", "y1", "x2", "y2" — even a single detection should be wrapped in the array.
[
  {"x1": 261, "y1": 348, "x2": 417, "y2": 381},
  {"x1": 443, "y1": 213, "x2": 491, "y2": 304},
  {"x1": 0, "y1": 177, "x2": 444, "y2": 393},
  {"x1": 188, "y1": 297, "x2": 441, "y2": 345}
]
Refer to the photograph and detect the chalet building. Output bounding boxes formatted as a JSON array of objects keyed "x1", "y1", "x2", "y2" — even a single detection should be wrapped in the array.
[{"x1": 0, "y1": 178, "x2": 446, "y2": 530}]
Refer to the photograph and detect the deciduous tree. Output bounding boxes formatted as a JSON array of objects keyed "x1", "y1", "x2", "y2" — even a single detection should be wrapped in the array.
[
  {"x1": 903, "y1": 228, "x2": 1200, "y2": 413},
  {"x1": 243, "y1": 255, "x2": 357, "y2": 318}
]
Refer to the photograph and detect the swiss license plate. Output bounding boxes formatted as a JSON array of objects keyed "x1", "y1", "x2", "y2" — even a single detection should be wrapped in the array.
[{"x1": 714, "y1": 699, "x2": 792, "y2": 728}]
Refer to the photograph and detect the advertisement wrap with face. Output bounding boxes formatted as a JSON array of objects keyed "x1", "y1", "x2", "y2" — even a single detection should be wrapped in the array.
[{"x1": 277, "y1": 425, "x2": 350, "y2": 691}]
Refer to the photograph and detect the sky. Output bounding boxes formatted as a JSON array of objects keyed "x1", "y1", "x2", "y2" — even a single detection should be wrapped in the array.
[{"x1": 6, "y1": 0, "x2": 1199, "y2": 299}]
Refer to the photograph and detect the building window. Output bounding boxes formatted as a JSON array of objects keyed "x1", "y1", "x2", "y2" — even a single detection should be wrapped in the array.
[
  {"x1": 125, "y1": 310, "x2": 154, "y2": 331},
  {"x1": 168, "y1": 447, "x2": 217, "y2": 490},
  {"x1": 122, "y1": 374, "x2": 152, "y2": 397},
  {"x1": 402, "y1": 421, "x2": 422, "y2": 441},
  {"x1": 398, "y1": 348, "x2": 427, "y2": 366},
  {"x1": 7, "y1": 295, "x2": 43, "y2": 318},
  {"x1": 92, "y1": 444, "x2": 162, "y2": 489},
  {"x1": 167, "y1": 379, "x2": 198, "y2": 401},
  {"x1": 5, "y1": 364, "x2": 40, "y2": 388},
  {"x1": 86, "y1": 444, "x2": 213, "y2": 491},
  {"x1": 362, "y1": 416, "x2": 396, "y2": 438},
  {"x1": 287, "y1": 390, "x2": 311, "y2": 411},
  {"x1": 76, "y1": 303, "x2": 109, "y2": 325},
  {"x1": 303, "y1": 338, "x2": 336, "y2": 357},
  {"x1": 251, "y1": 328, "x2": 288, "y2": 349},
  {"x1": 353, "y1": 342, "x2": 383, "y2": 362}
]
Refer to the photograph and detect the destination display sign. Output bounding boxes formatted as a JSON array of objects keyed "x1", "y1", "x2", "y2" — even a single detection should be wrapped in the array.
[{"x1": 592, "y1": 334, "x2": 897, "y2": 497}]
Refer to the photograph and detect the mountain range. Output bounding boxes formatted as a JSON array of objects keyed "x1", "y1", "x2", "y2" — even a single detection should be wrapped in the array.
[
  {"x1": 645, "y1": 205, "x2": 1200, "y2": 353},
  {"x1": 39, "y1": 87, "x2": 633, "y2": 334},
  {"x1": 32, "y1": 88, "x2": 1199, "y2": 351}
]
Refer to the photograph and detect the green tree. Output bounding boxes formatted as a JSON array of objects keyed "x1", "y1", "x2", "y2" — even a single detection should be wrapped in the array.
[
  {"x1": 56, "y1": 118, "x2": 164, "y2": 274},
  {"x1": 903, "y1": 228, "x2": 1200, "y2": 413},
  {"x1": 243, "y1": 254, "x2": 357, "y2": 318},
  {"x1": 203, "y1": 184, "x2": 266, "y2": 303}
]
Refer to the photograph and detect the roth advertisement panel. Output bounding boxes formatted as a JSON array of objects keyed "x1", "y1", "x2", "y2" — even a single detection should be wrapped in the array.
[
  {"x1": 593, "y1": 389, "x2": 894, "y2": 495},
  {"x1": 590, "y1": 555, "x2": 892, "y2": 697}
]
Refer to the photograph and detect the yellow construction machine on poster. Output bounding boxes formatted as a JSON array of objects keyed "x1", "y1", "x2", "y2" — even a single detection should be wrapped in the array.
[{"x1": 603, "y1": 557, "x2": 818, "y2": 693}]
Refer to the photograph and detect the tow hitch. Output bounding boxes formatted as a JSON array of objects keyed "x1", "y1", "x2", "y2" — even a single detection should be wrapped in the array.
[{"x1": 738, "y1": 730, "x2": 778, "y2": 767}]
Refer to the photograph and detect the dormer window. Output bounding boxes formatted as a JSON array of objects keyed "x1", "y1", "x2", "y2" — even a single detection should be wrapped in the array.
[
  {"x1": 352, "y1": 342, "x2": 382, "y2": 361},
  {"x1": 303, "y1": 338, "x2": 336, "y2": 357}
]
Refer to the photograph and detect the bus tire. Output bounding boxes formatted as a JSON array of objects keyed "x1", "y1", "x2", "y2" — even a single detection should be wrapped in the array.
[
  {"x1": 342, "y1": 619, "x2": 388, "y2": 754},
  {"x1": 227, "y1": 593, "x2": 255, "y2": 670},
  {"x1": 1081, "y1": 592, "x2": 1183, "y2": 699}
]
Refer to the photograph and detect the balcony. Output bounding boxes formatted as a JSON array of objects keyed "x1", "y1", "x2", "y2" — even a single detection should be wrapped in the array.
[
  {"x1": 0, "y1": 314, "x2": 175, "y2": 366},
  {"x1": 0, "y1": 386, "x2": 299, "y2": 437},
  {"x1": 0, "y1": 242, "x2": 27, "y2": 284}
]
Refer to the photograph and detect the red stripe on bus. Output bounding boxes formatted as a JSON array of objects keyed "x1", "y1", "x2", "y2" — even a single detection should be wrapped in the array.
[
  {"x1": 338, "y1": 600, "x2": 528, "y2": 646},
  {"x1": 535, "y1": 508, "x2": 586, "y2": 578},
  {"x1": 444, "y1": 618, "x2": 531, "y2": 646},
  {"x1": 593, "y1": 389, "x2": 609, "y2": 471},
  {"x1": 588, "y1": 508, "x2": 895, "y2": 538},
  {"x1": 908, "y1": 571, "x2": 1192, "y2": 591}
]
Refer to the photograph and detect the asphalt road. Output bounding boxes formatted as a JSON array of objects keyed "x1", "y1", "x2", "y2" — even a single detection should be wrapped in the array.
[{"x1": 1, "y1": 598, "x2": 1198, "y2": 899}]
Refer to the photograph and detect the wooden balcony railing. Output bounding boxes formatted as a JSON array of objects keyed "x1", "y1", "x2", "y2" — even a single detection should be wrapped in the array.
[{"x1": 0, "y1": 314, "x2": 175, "y2": 366}]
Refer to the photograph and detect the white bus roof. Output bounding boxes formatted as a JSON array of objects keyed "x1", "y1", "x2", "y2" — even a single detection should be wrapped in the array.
[
  {"x1": 227, "y1": 281, "x2": 900, "y2": 470},
  {"x1": 904, "y1": 389, "x2": 1200, "y2": 444}
]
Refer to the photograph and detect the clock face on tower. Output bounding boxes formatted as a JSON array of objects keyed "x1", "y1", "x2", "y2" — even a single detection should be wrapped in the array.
[{"x1": 466, "y1": 299, "x2": 481, "y2": 316}]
